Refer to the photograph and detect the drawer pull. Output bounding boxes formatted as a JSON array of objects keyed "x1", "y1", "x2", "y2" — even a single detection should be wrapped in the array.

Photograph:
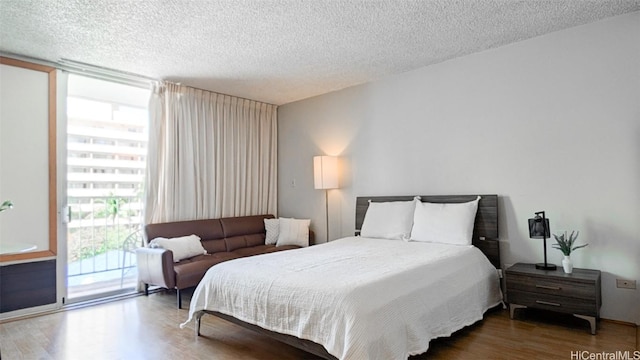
[
  {"x1": 536, "y1": 300, "x2": 561, "y2": 307},
  {"x1": 535, "y1": 285, "x2": 560, "y2": 290}
]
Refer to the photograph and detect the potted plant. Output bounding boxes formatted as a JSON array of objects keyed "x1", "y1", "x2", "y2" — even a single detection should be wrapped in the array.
[
  {"x1": 0, "y1": 200, "x2": 13, "y2": 212},
  {"x1": 552, "y1": 230, "x2": 587, "y2": 274}
]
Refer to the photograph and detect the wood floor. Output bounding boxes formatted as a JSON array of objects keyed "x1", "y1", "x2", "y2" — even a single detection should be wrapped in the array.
[{"x1": 1, "y1": 289, "x2": 637, "y2": 359}]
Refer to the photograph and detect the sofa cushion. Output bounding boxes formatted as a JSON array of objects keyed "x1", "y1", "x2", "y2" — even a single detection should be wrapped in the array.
[
  {"x1": 220, "y1": 215, "x2": 273, "y2": 238},
  {"x1": 145, "y1": 219, "x2": 224, "y2": 244},
  {"x1": 231, "y1": 245, "x2": 275, "y2": 257},
  {"x1": 230, "y1": 244, "x2": 301, "y2": 258},
  {"x1": 225, "y1": 234, "x2": 266, "y2": 252},
  {"x1": 266, "y1": 245, "x2": 301, "y2": 253},
  {"x1": 201, "y1": 238, "x2": 227, "y2": 254},
  {"x1": 174, "y1": 253, "x2": 241, "y2": 289}
]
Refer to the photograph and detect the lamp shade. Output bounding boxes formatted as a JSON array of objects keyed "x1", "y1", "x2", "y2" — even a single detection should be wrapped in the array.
[
  {"x1": 313, "y1": 156, "x2": 338, "y2": 190},
  {"x1": 528, "y1": 216, "x2": 550, "y2": 239}
]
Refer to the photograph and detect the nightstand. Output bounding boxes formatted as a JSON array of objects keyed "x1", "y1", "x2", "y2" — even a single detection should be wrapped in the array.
[{"x1": 505, "y1": 262, "x2": 601, "y2": 334}]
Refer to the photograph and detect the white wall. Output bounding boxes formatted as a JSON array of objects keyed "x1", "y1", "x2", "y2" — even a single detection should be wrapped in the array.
[
  {"x1": 0, "y1": 64, "x2": 50, "y2": 254},
  {"x1": 278, "y1": 12, "x2": 640, "y2": 324}
]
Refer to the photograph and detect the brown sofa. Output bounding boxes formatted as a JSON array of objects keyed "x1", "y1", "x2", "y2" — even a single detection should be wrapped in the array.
[{"x1": 136, "y1": 214, "x2": 313, "y2": 308}]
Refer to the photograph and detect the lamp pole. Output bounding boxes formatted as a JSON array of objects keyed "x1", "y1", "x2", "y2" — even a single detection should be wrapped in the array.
[
  {"x1": 313, "y1": 156, "x2": 339, "y2": 243},
  {"x1": 325, "y1": 189, "x2": 330, "y2": 242},
  {"x1": 536, "y1": 211, "x2": 549, "y2": 268},
  {"x1": 532, "y1": 210, "x2": 556, "y2": 270}
]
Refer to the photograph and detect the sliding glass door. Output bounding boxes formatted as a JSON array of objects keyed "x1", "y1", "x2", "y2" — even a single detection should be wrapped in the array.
[{"x1": 65, "y1": 74, "x2": 149, "y2": 302}]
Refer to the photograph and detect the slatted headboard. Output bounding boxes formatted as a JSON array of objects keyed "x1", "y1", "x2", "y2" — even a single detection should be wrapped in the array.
[{"x1": 355, "y1": 194, "x2": 501, "y2": 269}]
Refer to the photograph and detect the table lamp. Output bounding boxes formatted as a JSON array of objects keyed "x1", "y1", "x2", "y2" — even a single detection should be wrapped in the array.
[{"x1": 528, "y1": 211, "x2": 556, "y2": 270}]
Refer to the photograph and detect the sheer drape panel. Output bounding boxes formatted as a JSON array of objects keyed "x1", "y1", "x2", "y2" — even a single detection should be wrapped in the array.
[
  {"x1": 145, "y1": 83, "x2": 277, "y2": 224},
  {"x1": 144, "y1": 82, "x2": 165, "y2": 227}
]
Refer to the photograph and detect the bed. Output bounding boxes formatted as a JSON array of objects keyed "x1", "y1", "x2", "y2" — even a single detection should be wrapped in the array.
[{"x1": 181, "y1": 195, "x2": 502, "y2": 360}]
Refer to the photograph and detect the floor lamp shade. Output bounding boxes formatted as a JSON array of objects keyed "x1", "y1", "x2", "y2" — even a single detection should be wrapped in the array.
[{"x1": 314, "y1": 156, "x2": 339, "y2": 190}]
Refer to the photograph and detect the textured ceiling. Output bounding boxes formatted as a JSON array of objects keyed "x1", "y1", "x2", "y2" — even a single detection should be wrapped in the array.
[{"x1": 1, "y1": 1, "x2": 638, "y2": 105}]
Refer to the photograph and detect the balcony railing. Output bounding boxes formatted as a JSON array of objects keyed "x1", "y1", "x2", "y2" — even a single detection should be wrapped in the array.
[{"x1": 67, "y1": 195, "x2": 144, "y2": 297}]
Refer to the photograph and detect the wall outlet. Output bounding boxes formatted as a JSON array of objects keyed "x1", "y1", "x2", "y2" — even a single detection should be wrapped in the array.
[{"x1": 616, "y1": 279, "x2": 636, "y2": 289}]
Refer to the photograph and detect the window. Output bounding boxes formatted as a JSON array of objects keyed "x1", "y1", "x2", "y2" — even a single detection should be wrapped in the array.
[{"x1": 66, "y1": 74, "x2": 150, "y2": 299}]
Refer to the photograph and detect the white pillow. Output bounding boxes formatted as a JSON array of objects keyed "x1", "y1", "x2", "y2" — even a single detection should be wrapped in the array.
[
  {"x1": 276, "y1": 218, "x2": 310, "y2": 247},
  {"x1": 360, "y1": 199, "x2": 417, "y2": 240},
  {"x1": 148, "y1": 234, "x2": 207, "y2": 262},
  {"x1": 410, "y1": 196, "x2": 481, "y2": 246},
  {"x1": 264, "y1": 218, "x2": 280, "y2": 245}
]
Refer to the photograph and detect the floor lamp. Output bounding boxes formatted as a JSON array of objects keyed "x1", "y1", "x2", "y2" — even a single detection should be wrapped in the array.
[{"x1": 313, "y1": 156, "x2": 339, "y2": 242}]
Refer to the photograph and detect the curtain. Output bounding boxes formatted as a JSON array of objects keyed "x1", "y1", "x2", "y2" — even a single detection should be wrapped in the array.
[{"x1": 144, "y1": 82, "x2": 277, "y2": 224}]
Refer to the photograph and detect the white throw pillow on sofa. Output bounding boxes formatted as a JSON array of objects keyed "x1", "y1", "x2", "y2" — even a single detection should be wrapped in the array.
[
  {"x1": 276, "y1": 218, "x2": 310, "y2": 247},
  {"x1": 149, "y1": 234, "x2": 207, "y2": 262},
  {"x1": 264, "y1": 218, "x2": 280, "y2": 245}
]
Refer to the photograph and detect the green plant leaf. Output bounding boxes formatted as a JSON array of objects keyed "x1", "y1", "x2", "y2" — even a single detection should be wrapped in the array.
[
  {"x1": 553, "y1": 230, "x2": 587, "y2": 255},
  {"x1": 0, "y1": 200, "x2": 13, "y2": 212},
  {"x1": 572, "y1": 244, "x2": 588, "y2": 251}
]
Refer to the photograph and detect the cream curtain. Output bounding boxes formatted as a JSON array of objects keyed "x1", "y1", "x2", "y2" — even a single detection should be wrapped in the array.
[{"x1": 144, "y1": 83, "x2": 277, "y2": 224}]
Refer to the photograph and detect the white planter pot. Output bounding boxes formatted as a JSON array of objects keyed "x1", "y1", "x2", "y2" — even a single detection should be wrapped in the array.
[{"x1": 562, "y1": 255, "x2": 573, "y2": 274}]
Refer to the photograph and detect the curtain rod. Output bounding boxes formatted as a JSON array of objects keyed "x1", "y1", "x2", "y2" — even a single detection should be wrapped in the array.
[
  {"x1": 160, "y1": 80, "x2": 278, "y2": 107},
  {"x1": 58, "y1": 58, "x2": 155, "y2": 89},
  {"x1": 0, "y1": 51, "x2": 156, "y2": 89},
  {"x1": 1, "y1": 52, "x2": 278, "y2": 106}
]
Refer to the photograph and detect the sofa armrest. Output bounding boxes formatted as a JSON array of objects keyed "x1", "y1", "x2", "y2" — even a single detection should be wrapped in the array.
[{"x1": 135, "y1": 247, "x2": 176, "y2": 289}]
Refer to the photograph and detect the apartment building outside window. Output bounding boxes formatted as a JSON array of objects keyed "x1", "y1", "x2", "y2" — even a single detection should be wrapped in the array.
[{"x1": 66, "y1": 74, "x2": 149, "y2": 300}]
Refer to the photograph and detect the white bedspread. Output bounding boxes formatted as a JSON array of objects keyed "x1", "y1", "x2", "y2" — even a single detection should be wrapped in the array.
[{"x1": 181, "y1": 236, "x2": 502, "y2": 360}]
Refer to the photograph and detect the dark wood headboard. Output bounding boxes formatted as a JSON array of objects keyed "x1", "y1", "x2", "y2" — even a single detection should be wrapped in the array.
[{"x1": 355, "y1": 195, "x2": 501, "y2": 269}]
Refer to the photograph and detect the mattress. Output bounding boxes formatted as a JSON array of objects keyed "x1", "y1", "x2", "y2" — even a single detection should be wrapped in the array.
[{"x1": 181, "y1": 236, "x2": 502, "y2": 360}]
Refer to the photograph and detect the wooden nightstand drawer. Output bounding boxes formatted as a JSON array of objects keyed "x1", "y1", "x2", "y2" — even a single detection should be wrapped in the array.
[
  {"x1": 506, "y1": 263, "x2": 602, "y2": 334},
  {"x1": 507, "y1": 289, "x2": 598, "y2": 317},
  {"x1": 506, "y1": 273, "x2": 597, "y2": 300}
]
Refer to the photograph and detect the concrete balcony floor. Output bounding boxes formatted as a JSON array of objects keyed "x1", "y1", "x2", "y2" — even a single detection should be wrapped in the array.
[{"x1": 67, "y1": 249, "x2": 138, "y2": 299}]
